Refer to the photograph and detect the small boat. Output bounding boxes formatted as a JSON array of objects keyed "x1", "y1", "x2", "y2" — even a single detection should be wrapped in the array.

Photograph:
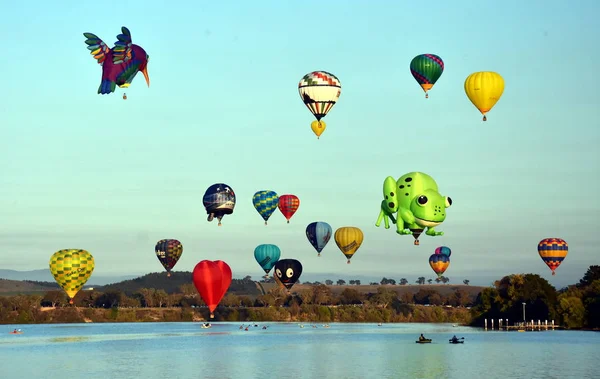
[
  {"x1": 449, "y1": 340, "x2": 464, "y2": 344},
  {"x1": 415, "y1": 339, "x2": 432, "y2": 344},
  {"x1": 201, "y1": 323, "x2": 212, "y2": 329},
  {"x1": 9, "y1": 331, "x2": 23, "y2": 335}
]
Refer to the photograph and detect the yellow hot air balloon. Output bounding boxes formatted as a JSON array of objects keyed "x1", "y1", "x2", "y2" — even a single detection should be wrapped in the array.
[
  {"x1": 464, "y1": 72, "x2": 504, "y2": 121},
  {"x1": 311, "y1": 120, "x2": 326, "y2": 138},
  {"x1": 49, "y1": 249, "x2": 95, "y2": 304},
  {"x1": 334, "y1": 227, "x2": 364, "y2": 264}
]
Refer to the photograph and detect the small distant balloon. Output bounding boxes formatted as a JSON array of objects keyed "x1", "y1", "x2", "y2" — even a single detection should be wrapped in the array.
[
  {"x1": 306, "y1": 222, "x2": 332, "y2": 257},
  {"x1": 155, "y1": 239, "x2": 183, "y2": 277},
  {"x1": 252, "y1": 190, "x2": 279, "y2": 225},
  {"x1": 278, "y1": 194, "x2": 300, "y2": 223},
  {"x1": 429, "y1": 254, "x2": 450, "y2": 278}
]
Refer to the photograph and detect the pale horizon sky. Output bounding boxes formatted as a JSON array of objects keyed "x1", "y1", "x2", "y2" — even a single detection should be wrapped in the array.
[{"x1": 1, "y1": 1, "x2": 598, "y2": 289}]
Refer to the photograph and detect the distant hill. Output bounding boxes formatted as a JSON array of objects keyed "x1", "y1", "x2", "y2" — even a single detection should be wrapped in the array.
[
  {"x1": 0, "y1": 269, "x2": 139, "y2": 286},
  {"x1": 98, "y1": 271, "x2": 262, "y2": 296},
  {"x1": 0, "y1": 278, "x2": 59, "y2": 295}
]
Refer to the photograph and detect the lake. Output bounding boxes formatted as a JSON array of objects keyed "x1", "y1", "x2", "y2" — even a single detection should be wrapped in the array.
[{"x1": 1, "y1": 322, "x2": 598, "y2": 379}]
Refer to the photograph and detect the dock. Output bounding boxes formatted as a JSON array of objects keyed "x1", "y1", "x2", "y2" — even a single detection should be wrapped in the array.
[{"x1": 483, "y1": 319, "x2": 561, "y2": 331}]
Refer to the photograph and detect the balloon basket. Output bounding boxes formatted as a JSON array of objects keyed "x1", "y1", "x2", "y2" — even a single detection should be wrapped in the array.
[
  {"x1": 347, "y1": 260, "x2": 351, "y2": 264},
  {"x1": 425, "y1": 93, "x2": 429, "y2": 99},
  {"x1": 264, "y1": 221, "x2": 268, "y2": 226},
  {"x1": 552, "y1": 272, "x2": 556, "y2": 276},
  {"x1": 210, "y1": 313, "x2": 214, "y2": 318},
  {"x1": 318, "y1": 253, "x2": 321, "y2": 257},
  {"x1": 483, "y1": 115, "x2": 487, "y2": 121},
  {"x1": 414, "y1": 240, "x2": 420, "y2": 246},
  {"x1": 218, "y1": 223, "x2": 222, "y2": 227},
  {"x1": 167, "y1": 272, "x2": 171, "y2": 277},
  {"x1": 287, "y1": 220, "x2": 290, "y2": 224},
  {"x1": 69, "y1": 299, "x2": 74, "y2": 305}
]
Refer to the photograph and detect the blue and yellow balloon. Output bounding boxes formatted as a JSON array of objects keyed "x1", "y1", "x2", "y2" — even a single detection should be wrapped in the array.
[
  {"x1": 538, "y1": 238, "x2": 568, "y2": 276},
  {"x1": 429, "y1": 254, "x2": 450, "y2": 278},
  {"x1": 253, "y1": 190, "x2": 279, "y2": 225}
]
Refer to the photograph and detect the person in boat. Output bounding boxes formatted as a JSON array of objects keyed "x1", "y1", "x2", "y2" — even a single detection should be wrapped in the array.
[
  {"x1": 419, "y1": 334, "x2": 427, "y2": 341},
  {"x1": 451, "y1": 335, "x2": 458, "y2": 343},
  {"x1": 262, "y1": 326, "x2": 267, "y2": 330},
  {"x1": 13, "y1": 329, "x2": 18, "y2": 333}
]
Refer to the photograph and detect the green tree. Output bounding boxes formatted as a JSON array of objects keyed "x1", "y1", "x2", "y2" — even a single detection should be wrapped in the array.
[
  {"x1": 579, "y1": 265, "x2": 600, "y2": 287},
  {"x1": 557, "y1": 294, "x2": 586, "y2": 329},
  {"x1": 399, "y1": 278, "x2": 408, "y2": 285}
]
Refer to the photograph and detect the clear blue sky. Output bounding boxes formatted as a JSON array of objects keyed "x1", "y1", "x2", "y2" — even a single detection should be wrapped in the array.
[{"x1": 1, "y1": 0, "x2": 598, "y2": 288}]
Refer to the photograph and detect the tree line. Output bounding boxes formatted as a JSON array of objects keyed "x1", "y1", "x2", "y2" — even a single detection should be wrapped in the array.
[
  {"x1": 0, "y1": 282, "x2": 475, "y2": 324},
  {"x1": 470, "y1": 265, "x2": 600, "y2": 329}
]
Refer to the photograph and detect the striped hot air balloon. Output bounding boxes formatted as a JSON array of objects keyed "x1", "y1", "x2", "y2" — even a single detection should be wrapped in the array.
[
  {"x1": 278, "y1": 194, "x2": 300, "y2": 223},
  {"x1": 429, "y1": 254, "x2": 450, "y2": 278},
  {"x1": 538, "y1": 238, "x2": 568, "y2": 276},
  {"x1": 298, "y1": 71, "x2": 341, "y2": 139}
]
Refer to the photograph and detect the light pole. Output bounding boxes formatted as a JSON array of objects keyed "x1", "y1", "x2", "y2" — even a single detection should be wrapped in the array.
[{"x1": 522, "y1": 302, "x2": 526, "y2": 325}]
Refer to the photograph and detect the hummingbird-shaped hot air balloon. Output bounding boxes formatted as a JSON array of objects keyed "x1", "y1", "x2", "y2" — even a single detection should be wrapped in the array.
[{"x1": 83, "y1": 26, "x2": 150, "y2": 100}]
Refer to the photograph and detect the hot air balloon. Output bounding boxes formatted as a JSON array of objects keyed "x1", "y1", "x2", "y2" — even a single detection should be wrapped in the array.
[
  {"x1": 155, "y1": 239, "x2": 183, "y2": 277},
  {"x1": 306, "y1": 222, "x2": 332, "y2": 257},
  {"x1": 254, "y1": 244, "x2": 281, "y2": 277},
  {"x1": 49, "y1": 249, "x2": 95, "y2": 304},
  {"x1": 410, "y1": 54, "x2": 444, "y2": 99},
  {"x1": 538, "y1": 238, "x2": 568, "y2": 276},
  {"x1": 273, "y1": 259, "x2": 303, "y2": 293},
  {"x1": 298, "y1": 71, "x2": 341, "y2": 139},
  {"x1": 435, "y1": 246, "x2": 451, "y2": 258},
  {"x1": 464, "y1": 71, "x2": 504, "y2": 121},
  {"x1": 203, "y1": 183, "x2": 236, "y2": 226},
  {"x1": 429, "y1": 254, "x2": 450, "y2": 278},
  {"x1": 192, "y1": 260, "x2": 232, "y2": 318},
  {"x1": 252, "y1": 190, "x2": 279, "y2": 225},
  {"x1": 334, "y1": 227, "x2": 364, "y2": 264},
  {"x1": 278, "y1": 194, "x2": 300, "y2": 223}
]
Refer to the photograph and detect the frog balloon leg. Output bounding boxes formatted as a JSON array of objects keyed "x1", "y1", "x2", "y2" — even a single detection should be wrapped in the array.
[{"x1": 376, "y1": 177, "x2": 399, "y2": 229}]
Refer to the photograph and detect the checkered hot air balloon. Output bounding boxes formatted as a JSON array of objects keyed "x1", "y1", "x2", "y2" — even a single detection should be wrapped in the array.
[
  {"x1": 49, "y1": 249, "x2": 95, "y2": 304},
  {"x1": 298, "y1": 71, "x2": 341, "y2": 139},
  {"x1": 252, "y1": 190, "x2": 279, "y2": 225},
  {"x1": 538, "y1": 238, "x2": 568, "y2": 276},
  {"x1": 155, "y1": 239, "x2": 183, "y2": 277}
]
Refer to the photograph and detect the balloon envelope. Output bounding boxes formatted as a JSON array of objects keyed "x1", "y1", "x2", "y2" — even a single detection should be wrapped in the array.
[
  {"x1": 410, "y1": 54, "x2": 444, "y2": 97},
  {"x1": 278, "y1": 194, "x2": 300, "y2": 223},
  {"x1": 49, "y1": 249, "x2": 95, "y2": 304},
  {"x1": 203, "y1": 183, "x2": 236, "y2": 225},
  {"x1": 306, "y1": 222, "x2": 332, "y2": 256},
  {"x1": 538, "y1": 238, "x2": 568, "y2": 275},
  {"x1": 192, "y1": 260, "x2": 232, "y2": 318},
  {"x1": 252, "y1": 190, "x2": 279, "y2": 225},
  {"x1": 254, "y1": 244, "x2": 281, "y2": 275},
  {"x1": 298, "y1": 71, "x2": 341, "y2": 121},
  {"x1": 464, "y1": 71, "x2": 505, "y2": 121},
  {"x1": 155, "y1": 239, "x2": 183, "y2": 276},
  {"x1": 334, "y1": 227, "x2": 364, "y2": 263},
  {"x1": 274, "y1": 259, "x2": 303, "y2": 292},
  {"x1": 429, "y1": 254, "x2": 450, "y2": 277},
  {"x1": 434, "y1": 246, "x2": 451, "y2": 258}
]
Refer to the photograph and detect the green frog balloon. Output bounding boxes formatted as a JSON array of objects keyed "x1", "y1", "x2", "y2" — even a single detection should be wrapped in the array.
[{"x1": 375, "y1": 172, "x2": 452, "y2": 245}]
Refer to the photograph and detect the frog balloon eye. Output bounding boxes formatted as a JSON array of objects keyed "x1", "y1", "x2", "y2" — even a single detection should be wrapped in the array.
[
  {"x1": 417, "y1": 195, "x2": 428, "y2": 206},
  {"x1": 276, "y1": 269, "x2": 282, "y2": 278},
  {"x1": 286, "y1": 268, "x2": 294, "y2": 278},
  {"x1": 445, "y1": 196, "x2": 452, "y2": 207}
]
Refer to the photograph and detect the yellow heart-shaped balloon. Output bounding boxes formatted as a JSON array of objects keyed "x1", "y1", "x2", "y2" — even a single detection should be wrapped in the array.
[{"x1": 49, "y1": 249, "x2": 95, "y2": 304}]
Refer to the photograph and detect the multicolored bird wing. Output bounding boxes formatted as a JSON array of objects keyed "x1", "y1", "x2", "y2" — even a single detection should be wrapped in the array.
[
  {"x1": 112, "y1": 27, "x2": 133, "y2": 65},
  {"x1": 115, "y1": 60, "x2": 143, "y2": 86},
  {"x1": 83, "y1": 32, "x2": 110, "y2": 64}
]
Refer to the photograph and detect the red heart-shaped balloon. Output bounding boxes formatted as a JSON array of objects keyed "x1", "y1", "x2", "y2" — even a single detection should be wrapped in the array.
[{"x1": 192, "y1": 260, "x2": 232, "y2": 318}]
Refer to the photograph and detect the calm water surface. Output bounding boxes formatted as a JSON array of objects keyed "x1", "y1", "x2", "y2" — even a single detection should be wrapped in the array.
[{"x1": 1, "y1": 322, "x2": 598, "y2": 379}]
